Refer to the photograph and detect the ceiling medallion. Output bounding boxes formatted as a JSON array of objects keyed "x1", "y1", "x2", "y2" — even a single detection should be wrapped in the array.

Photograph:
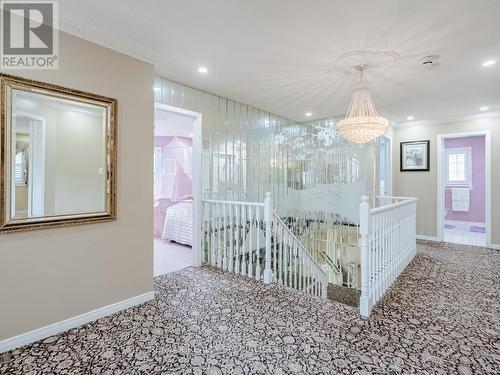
[
  {"x1": 328, "y1": 50, "x2": 400, "y2": 79},
  {"x1": 336, "y1": 64, "x2": 388, "y2": 144}
]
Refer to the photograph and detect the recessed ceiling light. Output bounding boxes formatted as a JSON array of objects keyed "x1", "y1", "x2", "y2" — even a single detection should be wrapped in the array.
[
  {"x1": 482, "y1": 60, "x2": 496, "y2": 67},
  {"x1": 305, "y1": 112, "x2": 312, "y2": 117},
  {"x1": 480, "y1": 106, "x2": 489, "y2": 111},
  {"x1": 407, "y1": 116, "x2": 415, "y2": 121},
  {"x1": 198, "y1": 66, "x2": 208, "y2": 73}
]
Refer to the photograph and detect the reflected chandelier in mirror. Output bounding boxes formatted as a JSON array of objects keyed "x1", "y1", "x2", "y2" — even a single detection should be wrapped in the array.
[{"x1": 0, "y1": 74, "x2": 117, "y2": 233}]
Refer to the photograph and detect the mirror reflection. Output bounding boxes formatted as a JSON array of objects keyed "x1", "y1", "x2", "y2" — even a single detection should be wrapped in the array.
[{"x1": 11, "y1": 89, "x2": 108, "y2": 219}]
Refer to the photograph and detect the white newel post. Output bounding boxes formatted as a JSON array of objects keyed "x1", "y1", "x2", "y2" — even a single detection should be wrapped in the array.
[
  {"x1": 263, "y1": 192, "x2": 273, "y2": 284},
  {"x1": 321, "y1": 270, "x2": 328, "y2": 299},
  {"x1": 359, "y1": 195, "x2": 372, "y2": 318}
]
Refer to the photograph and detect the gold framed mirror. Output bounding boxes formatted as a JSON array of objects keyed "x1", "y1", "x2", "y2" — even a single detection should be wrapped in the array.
[{"x1": 0, "y1": 74, "x2": 117, "y2": 233}]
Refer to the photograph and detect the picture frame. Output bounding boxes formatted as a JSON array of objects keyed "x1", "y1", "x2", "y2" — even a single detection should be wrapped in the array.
[{"x1": 400, "y1": 140, "x2": 430, "y2": 172}]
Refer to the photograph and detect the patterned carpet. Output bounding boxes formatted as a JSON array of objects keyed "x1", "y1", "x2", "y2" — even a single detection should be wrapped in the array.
[
  {"x1": 1, "y1": 241, "x2": 499, "y2": 374},
  {"x1": 327, "y1": 284, "x2": 360, "y2": 307}
]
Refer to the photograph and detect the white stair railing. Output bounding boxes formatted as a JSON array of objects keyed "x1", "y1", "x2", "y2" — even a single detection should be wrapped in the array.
[
  {"x1": 201, "y1": 193, "x2": 272, "y2": 282},
  {"x1": 359, "y1": 195, "x2": 418, "y2": 317},
  {"x1": 202, "y1": 192, "x2": 327, "y2": 298},
  {"x1": 272, "y1": 213, "x2": 328, "y2": 298}
]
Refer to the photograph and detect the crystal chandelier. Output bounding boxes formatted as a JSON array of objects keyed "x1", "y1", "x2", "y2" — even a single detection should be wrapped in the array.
[{"x1": 336, "y1": 65, "x2": 388, "y2": 144}]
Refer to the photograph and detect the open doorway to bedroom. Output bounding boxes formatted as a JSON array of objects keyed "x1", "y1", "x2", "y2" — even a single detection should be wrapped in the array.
[{"x1": 154, "y1": 104, "x2": 202, "y2": 277}]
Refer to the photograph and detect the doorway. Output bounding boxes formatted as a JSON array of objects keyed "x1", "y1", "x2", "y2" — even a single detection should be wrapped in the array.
[
  {"x1": 379, "y1": 135, "x2": 392, "y2": 196},
  {"x1": 437, "y1": 131, "x2": 491, "y2": 247},
  {"x1": 12, "y1": 111, "x2": 46, "y2": 219},
  {"x1": 153, "y1": 103, "x2": 202, "y2": 277}
]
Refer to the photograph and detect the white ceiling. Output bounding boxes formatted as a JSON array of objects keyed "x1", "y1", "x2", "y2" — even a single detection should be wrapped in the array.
[
  {"x1": 154, "y1": 109, "x2": 194, "y2": 137},
  {"x1": 60, "y1": 0, "x2": 500, "y2": 124},
  {"x1": 15, "y1": 91, "x2": 104, "y2": 117}
]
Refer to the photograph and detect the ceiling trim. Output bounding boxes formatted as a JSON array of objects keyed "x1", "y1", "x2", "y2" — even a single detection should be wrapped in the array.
[
  {"x1": 396, "y1": 112, "x2": 500, "y2": 128},
  {"x1": 59, "y1": 16, "x2": 161, "y2": 65}
]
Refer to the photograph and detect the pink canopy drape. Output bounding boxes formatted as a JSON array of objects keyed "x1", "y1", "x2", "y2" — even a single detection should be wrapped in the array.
[
  {"x1": 154, "y1": 136, "x2": 192, "y2": 237},
  {"x1": 154, "y1": 136, "x2": 192, "y2": 201}
]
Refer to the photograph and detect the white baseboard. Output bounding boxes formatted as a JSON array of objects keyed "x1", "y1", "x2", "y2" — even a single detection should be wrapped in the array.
[
  {"x1": 416, "y1": 235, "x2": 439, "y2": 241},
  {"x1": 487, "y1": 243, "x2": 500, "y2": 250},
  {"x1": 0, "y1": 291, "x2": 155, "y2": 354}
]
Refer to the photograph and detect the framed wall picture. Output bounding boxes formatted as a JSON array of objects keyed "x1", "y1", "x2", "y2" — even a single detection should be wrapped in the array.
[{"x1": 400, "y1": 140, "x2": 430, "y2": 172}]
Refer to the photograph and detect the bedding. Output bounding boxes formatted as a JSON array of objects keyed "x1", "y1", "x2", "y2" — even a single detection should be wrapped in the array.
[
  {"x1": 154, "y1": 198, "x2": 176, "y2": 238},
  {"x1": 162, "y1": 201, "x2": 192, "y2": 246}
]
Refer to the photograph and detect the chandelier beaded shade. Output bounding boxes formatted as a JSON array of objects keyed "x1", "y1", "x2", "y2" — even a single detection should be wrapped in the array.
[{"x1": 336, "y1": 65, "x2": 388, "y2": 144}]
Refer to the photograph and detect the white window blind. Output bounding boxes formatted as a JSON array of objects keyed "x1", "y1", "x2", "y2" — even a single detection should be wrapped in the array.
[
  {"x1": 14, "y1": 152, "x2": 26, "y2": 186},
  {"x1": 154, "y1": 147, "x2": 162, "y2": 199}
]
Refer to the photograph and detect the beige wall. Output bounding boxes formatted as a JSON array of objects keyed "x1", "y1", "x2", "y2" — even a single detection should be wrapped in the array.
[
  {"x1": 15, "y1": 186, "x2": 28, "y2": 213},
  {"x1": 14, "y1": 99, "x2": 107, "y2": 215},
  {"x1": 393, "y1": 117, "x2": 500, "y2": 245},
  {"x1": 0, "y1": 32, "x2": 154, "y2": 340},
  {"x1": 53, "y1": 110, "x2": 106, "y2": 214}
]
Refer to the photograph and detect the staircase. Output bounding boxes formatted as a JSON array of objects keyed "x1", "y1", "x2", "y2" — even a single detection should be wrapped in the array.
[
  {"x1": 202, "y1": 193, "x2": 328, "y2": 298},
  {"x1": 284, "y1": 212, "x2": 362, "y2": 288},
  {"x1": 271, "y1": 214, "x2": 328, "y2": 297},
  {"x1": 201, "y1": 193, "x2": 418, "y2": 317}
]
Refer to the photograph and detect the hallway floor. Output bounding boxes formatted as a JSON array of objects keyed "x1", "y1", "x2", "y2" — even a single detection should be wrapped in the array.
[
  {"x1": 443, "y1": 221, "x2": 487, "y2": 246},
  {"x1": 154, "y1": 238, "x2": 193, "y2": 277},
  {"x1": 2, "y1": 241, "x2": 499, "y2": 374}
]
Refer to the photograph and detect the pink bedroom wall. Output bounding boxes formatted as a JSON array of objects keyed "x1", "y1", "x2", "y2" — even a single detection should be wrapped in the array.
[{"x1": 444, "y1": 135, "x2": 485, "y2": 223}]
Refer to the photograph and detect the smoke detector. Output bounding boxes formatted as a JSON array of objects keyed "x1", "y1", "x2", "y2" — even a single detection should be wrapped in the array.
[{"x1": 420, "y1": 55, "x2": 440, "y2": 69}]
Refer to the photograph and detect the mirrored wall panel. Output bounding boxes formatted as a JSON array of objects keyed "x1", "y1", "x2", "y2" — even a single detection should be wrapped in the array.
[
  {"x1": 154, "y1": 77, "x2": 375, "y2": 224},
  {"x1": 1, "y1": 74, "x2": 117, "y2": 233}
]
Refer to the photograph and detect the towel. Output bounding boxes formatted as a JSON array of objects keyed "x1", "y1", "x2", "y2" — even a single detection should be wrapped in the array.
[{"x1": 451, "y1": 187, "x2": 470, "y2": 212}]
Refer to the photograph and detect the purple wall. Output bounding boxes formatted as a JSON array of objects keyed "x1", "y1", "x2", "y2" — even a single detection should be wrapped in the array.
[
  {"x1": 444, "y1": 135, "x2": 485, "y2": 223},
  {"x1": 154, "y1": 136, "x2": 192, "y2": 147}
]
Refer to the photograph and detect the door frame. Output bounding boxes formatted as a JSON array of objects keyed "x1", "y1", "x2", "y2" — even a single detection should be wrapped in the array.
[
  {"x1": 12, "y1": 111, "x2": 46, "y2": 218},
  {"x1": 154, "y1": 103, "x2": 203, "y2": 267},
  {"x1": 379, "y1": 135, "x2": 393, "y2": 196},
  {"x1": 436, "y1": 130, "x2": 491, "y2": 246}
]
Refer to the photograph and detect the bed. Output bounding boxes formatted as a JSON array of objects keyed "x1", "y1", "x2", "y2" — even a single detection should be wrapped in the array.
[{"x1": 162, "y1": 201, "x2": 192, "y2": 246}]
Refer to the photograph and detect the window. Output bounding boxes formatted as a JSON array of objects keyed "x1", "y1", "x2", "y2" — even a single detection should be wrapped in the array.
[
  {"x1": 154, "y1": 147, "x2": 162, "y2": 199},
  {"x1": 445, "y1": 147, "x2": 472, "y2": 186},
  {"x1": 14, "y1": 150, "x2": 27, "y2": 186},
  {"x1": 154, "y1": 147, "x2": 162, "y2": 175},
  {"x1": 162, "y1": 159, "x2": 176, "y2": 175},
  {"x1": 183, "y1": 148, "x2": 192, "y2": 174}
]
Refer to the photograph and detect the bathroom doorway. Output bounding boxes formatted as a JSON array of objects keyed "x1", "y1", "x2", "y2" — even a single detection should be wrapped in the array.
[{"x1": 437, "y1": 131, "x2": 490, "y2": 246}]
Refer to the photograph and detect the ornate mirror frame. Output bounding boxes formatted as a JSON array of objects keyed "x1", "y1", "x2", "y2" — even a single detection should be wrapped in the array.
[{"x1": 0, "y1": 74, "x2": 118, "y2": 233}]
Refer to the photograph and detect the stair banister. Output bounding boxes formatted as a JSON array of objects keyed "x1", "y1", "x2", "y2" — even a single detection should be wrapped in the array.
[
  {"x1": 359, "y1": 194, "x2": 417, "y2": 318},
  {"x1": 263, "y1": 192, "x2": 273, "y2": 284},
  {"x1": 359, "y1": 195, "x2": 371, "y2": 317},
  {"x1": 202, "y1": 192, "x2": 328, "y2": 298}
]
